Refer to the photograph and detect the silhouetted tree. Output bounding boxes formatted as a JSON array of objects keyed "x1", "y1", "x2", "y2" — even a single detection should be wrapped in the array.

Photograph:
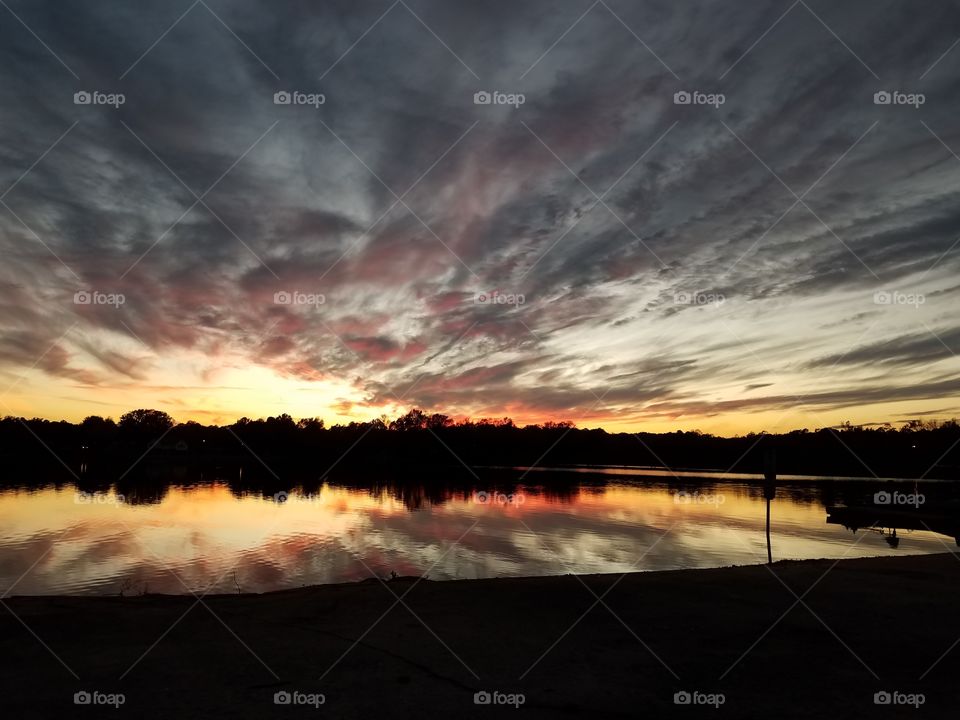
[
  {"x1": 2, "y1": 407, "x2": 959, "y2": 482},
  {"x1": 390, "y1": 409, "x2": 428, "y2": 431},
  {"x1": 80, "y1": 415, "x2": 117, "y2": 447},
  {"x1": 426, "y1": 413, "x2": 453, "y2": 429},
  {"x1": 118, "y1": 409, "x2": 174, "y2": 441}
]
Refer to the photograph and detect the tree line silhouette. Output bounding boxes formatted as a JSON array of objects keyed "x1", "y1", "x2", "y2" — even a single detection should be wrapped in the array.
[{"x1": 0, "y1": 409, "x2": 958, "y2": 481}]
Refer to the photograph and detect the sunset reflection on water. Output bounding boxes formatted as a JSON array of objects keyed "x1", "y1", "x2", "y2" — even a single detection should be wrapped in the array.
[{"x1": 0, "y1": 479, "x2": 951, "y2": 595}]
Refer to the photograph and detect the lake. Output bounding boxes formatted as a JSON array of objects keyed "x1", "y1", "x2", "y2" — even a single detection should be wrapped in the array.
[{"x1": 0, "y1": 469, "x2": 954, "y2": 595}]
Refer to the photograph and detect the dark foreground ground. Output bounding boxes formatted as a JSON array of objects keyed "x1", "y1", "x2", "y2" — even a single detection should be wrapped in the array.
[{"x1": 2, "y1": 554, "x2": 959, "y2": 719}]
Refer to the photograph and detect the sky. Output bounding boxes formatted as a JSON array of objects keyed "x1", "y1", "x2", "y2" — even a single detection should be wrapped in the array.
[{"x1": 0, "y1": 0, "x2": 959, "y2": 434}]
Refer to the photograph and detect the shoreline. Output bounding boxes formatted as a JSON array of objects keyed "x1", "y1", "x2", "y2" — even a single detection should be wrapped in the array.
[
  {"x1": 2, "y1": 553, "x2": 957, "y2": 718},
  {"x1": 1, "y1": 551, "x2": 946, "y2": 600}
]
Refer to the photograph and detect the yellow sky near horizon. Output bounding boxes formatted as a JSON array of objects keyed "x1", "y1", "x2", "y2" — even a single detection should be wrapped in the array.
[{"x1": 2, "y1": 360, "x2": 953, "y2": 435}]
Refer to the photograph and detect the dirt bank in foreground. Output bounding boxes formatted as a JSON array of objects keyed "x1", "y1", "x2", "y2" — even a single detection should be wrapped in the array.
[{"x1": 2, "y1": 553, "x2": 958, "y2": 718}]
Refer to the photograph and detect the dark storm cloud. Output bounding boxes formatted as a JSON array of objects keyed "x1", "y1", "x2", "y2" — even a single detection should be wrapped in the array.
[
  {"x1": 641, "y1": 374, "x2": 960, "y2": 419},
  {"x1": 809, "y1": 326, "x2": 960, "y2": 369},
  {"x1": 1, "y1": 0, "x2": 959, "y2": 424}
]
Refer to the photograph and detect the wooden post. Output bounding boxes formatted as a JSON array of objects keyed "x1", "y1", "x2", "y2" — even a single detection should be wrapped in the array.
[{"x1": 763, "y1": 445, "x2": 777, "y2": 564}]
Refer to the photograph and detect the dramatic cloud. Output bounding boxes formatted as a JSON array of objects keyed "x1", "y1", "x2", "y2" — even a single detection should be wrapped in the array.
[{"x1": 1, "y1": 0, "x2": 959, "y2": 431}]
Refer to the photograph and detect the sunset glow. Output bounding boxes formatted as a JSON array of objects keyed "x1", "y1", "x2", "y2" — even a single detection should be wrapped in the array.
[{"x1": 0, "y1": 2, "x2": 957, "y2": 432}]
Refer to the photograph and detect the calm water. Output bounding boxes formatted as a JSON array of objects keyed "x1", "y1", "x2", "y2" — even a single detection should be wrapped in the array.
[{"x1": 0, "y1": 471, "x2": 954, "y2": 595}]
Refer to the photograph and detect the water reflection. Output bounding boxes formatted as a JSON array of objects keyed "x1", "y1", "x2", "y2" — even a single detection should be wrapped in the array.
[
  {"x1": 0, "y1": 471, "x2": 956, "y2": 595},
  {"x1": 827, "y1": 505, "x2": 960, "y2": 547}
]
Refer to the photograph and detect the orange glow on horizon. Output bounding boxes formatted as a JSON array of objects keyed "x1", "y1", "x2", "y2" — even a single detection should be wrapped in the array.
[{"x1": 2, "y1": 360, "x2": 954, "y2": 436}]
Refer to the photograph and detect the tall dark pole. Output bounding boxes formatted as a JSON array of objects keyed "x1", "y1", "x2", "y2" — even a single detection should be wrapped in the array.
[
  {"x1": 763, "y1": 444, "x2": 777, "y2": 565},
  {"x1": 765, "y1": 495, "x2": 772, "y2": 564}
]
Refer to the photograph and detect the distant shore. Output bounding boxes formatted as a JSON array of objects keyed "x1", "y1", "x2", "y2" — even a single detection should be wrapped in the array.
[
  {"x1": 2, "y1": 553, "x2": 958, "y2": 718},
  {"x1": 4, "y1": 413, "x2": 959, "y2": 483}
]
